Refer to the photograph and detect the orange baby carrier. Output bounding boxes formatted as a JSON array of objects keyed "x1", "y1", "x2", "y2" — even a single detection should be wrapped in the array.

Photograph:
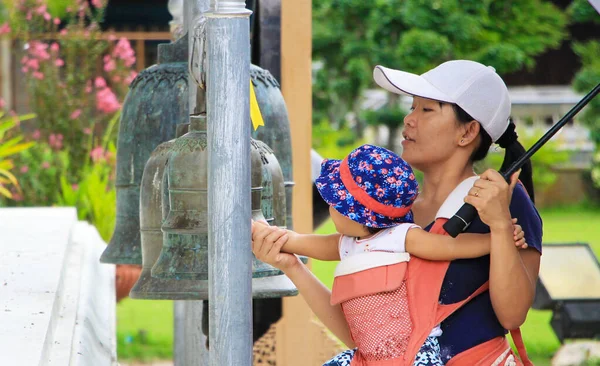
[
  {"x1": 404, "y1": 218, "x2": 533, "y2": 366},
  {"x1": 330, "y1": 178, "x2": 534, "y2": 366}
]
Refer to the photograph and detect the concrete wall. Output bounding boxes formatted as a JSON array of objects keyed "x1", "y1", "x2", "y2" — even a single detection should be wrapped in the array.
[{"x1": 0, "y1": 207, "x2": 117, "y2": 365}]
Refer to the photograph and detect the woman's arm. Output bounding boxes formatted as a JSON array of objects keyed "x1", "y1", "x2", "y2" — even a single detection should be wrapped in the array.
[
  {"x1": 405, "y1": 221, "x2": 525, "y2": 261},
  {"x1": 284, "y1": 259, "x2": 355, "y2": 348},
  {"x1": 251, "y1": 222, "x2": 355, "y2": 347},
  {"x1": 465, "y1": 169, "x2": 541, "y2": 330},
  {"x1": 488, "y1": 222, "x2": 540, "y2": 330}
]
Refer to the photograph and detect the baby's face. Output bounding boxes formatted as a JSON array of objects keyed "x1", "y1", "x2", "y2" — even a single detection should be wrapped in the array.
[{"x1": 329, "y1": 206, "x2": 370, "y2": 238}]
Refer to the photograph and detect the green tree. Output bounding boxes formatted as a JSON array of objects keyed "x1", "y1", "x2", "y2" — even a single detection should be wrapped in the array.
[
  {"x1": 313, "y1": 0, "x2": 568, "y2": 134},
  {"x1": 568, "y1": 0, "x2": 600, "y2": 187},
  {"x1": 362, "y1": 102, "x2": 407, "y2": 152}
]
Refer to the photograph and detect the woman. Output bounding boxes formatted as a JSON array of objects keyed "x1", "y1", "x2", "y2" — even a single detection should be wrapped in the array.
[{"x1": 252, "y1": 60, "x2": 542, "y2": 365}]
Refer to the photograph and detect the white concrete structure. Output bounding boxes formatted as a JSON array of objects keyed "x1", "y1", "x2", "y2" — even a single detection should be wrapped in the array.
[{"x1": 0, "y1": 207, "x2": 117, "y2": 366}]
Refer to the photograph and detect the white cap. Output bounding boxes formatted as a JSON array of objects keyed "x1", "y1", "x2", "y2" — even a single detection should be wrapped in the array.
[{"x1": 373, "y1": 60, "x2": 511, "y2": 142}]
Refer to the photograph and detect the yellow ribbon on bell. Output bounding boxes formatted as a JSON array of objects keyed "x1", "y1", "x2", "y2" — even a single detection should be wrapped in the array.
[{"x1": 250, "y1": 80, "x2": 265, "y2": 131}]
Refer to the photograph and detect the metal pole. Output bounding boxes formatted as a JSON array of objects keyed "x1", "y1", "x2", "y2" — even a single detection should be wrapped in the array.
[
  {"x1": 174, "y1": 1, "x2": 211, "y2": 365},
  {"x1": 206, "y1": 1, "x2": 253, "y2": 365}
]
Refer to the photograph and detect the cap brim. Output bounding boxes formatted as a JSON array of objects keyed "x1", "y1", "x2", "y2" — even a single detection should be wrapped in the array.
[{"x1": 373, "y1": 65, "x2": 454, "y2": 103}]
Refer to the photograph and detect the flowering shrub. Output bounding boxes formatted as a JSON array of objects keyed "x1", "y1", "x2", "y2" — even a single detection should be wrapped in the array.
[
  {"x1": 0, "y1": 0, "x2": 133, "y2": 238},
  {"x1": 2, "y1": 0, "x2": 136, "y2": 180}
]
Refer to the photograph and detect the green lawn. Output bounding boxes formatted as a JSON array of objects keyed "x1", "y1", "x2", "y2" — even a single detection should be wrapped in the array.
[{"x1": 116, "y1": 206, "x2": 600, "y2": 362}]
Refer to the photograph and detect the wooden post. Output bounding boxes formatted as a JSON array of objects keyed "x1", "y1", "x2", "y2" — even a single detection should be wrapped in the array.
[
  {"x1": 0, "y1": 38, "x2": 10, "y2": 109},
  {"x1": 275, "y1": 0, "x2": 344, "y2": 365},
  {"x1": 135, "y1": 39, "x2": 145, "y2": 71}
]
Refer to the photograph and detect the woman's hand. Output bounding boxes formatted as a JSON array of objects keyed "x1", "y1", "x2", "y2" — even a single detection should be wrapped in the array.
[
  {"x1": 464, "y1": 169, "x2": 521, "y2": 230},
  {"x1": 251, "y1": 220, "x2": 301, "y2": 272}
]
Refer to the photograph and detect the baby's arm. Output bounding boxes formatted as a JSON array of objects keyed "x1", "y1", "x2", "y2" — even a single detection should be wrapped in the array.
[
  {"x1": 251, "y1": 221, "x2": 341, "y2": 261},
  {"x1": 405, "y1": 219, "x2": 526, "y2": 261}
]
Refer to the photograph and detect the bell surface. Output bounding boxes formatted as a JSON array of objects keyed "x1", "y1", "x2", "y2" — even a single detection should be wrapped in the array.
[
  {"x1": 249, "y1": 65, "x2": 294, "y2": 229},
  {"x1": 152, "y1": 115, "x2": 209, "y2": 280},
  {"x1": 100, "y1": 36, "x2": 189, "y2": 264},
  {"x1": 130, "y1": 124, "x2": 211, "y2": 299},
  {"x1": 253, "y1": 139, "x2": 286, "y2": 228}
]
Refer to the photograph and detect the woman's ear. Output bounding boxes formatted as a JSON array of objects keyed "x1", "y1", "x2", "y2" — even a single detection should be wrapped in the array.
[{"x1": 458, "y1": 120, "x2": 481, "y2": 147}]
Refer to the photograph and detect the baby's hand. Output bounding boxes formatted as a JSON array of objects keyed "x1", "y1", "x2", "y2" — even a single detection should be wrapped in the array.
[
  {"x1": 251, "y1": 220, "x2": 290, "y2": 251},
  {"x1": 511, "y1": 218, "x2": 527, "y2": 250}
]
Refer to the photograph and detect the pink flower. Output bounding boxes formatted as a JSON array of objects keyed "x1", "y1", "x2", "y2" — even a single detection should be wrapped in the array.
[
  {"x1": 20, "y1": 166, "x2": 29, "y2": 173},
  {"x1": 28, "y1": 41, "x2": 50, "y2": 60},
  {"x1": 90, "y1": 146, "x2": 105, "y2": 162},
  {"x1": 0, "y1": 23, "x2": 10, "y2": 35},
  {"x1": 26, "y1": 58, "x2": 40, "y2": 70},
  {"x1": 21, "y1": 66, "x2": 28, "y2": 74},
  {"x1": 36, "y1": 5, "x2": 47, "y2": 14},
  {"x1": 32, "y1": 71, "x2": 44, "y2": 80},
  {"x1": 71, "y1": 184, "x2": 78, "y2": 190},
  {"x1": 91, "y1": 0, "x2": 104, "y2": 8},
  {"x1": 70, "y1": 109, "x2": 82, "y2": 119},
  {"x1": 41, "y1": 162, "x2": 50, "y2": 169},
  {"x1": 49, "y1": 133, "x2": 63, "y2": 149},
  {"x1": 0, "y1": 98, "x2": 4, "y2": 109},
  {"x1": 104, "y1": 58, "x2": 116, "y2": 72},
  {"x1": 96, "y1": 87, "x2": 121, "y2": 114},
  {"x1": 94, "y1": 77, "x2": 107, "y2": 88},
  {"x1": 112, "y1": 75, "x2": 121, "y2": 83},
  {"x1": 32, "y1": 129, "x2": 41, "y2": 140},
  {"x1": 50, "y1": 42, "x2": 59, "y2": 52},
  {"x1": 53, "y1": 18, "x2": 61, "y2": 25},
  {"x1": 59, "y1": 29, "x2": 68, "y2": 36},
  {"x1": 108, "y1": 34, "x2": 117, "y2": 41},
  {"x1": 113, "y1": 38, "x2": 136, "y2": 67},
  {"x1": 26, "y1": 12, "x2": 32, "y2": 21},
  {"x1": 21, "y1": 56, "x2": 29, "y2": 65},
  {"x1": 55, "y1": 59, "x2": 64, "y2": 67},
  {"x1": 43, "y1": 12, "x2": 51, "y2": 21},
  {"x1": 12, "y1": 192, "x2": 23, "y2": 202},
  {"x1": 83, "y1": 127, "x2": 92, "y2": 135}
]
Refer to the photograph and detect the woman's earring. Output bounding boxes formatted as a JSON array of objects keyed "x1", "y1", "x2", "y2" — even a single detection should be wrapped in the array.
[{"x1": 460, "y1": 139, "x2": 464, "y2": 144}]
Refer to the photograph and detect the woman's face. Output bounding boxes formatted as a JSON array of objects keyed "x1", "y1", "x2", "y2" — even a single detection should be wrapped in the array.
[{"x1": 401, "y1": 97, "x2": 465, "y2": 171}]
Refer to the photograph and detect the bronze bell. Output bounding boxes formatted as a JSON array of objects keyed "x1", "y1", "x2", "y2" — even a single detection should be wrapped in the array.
[
  {"x1": 100, "y1": 35, "x2": 190, "y2": 264},
  {"x1": 249, "y1": 65, "x2": 294, "y2": 229},
  {"x1": 147, "y1": 114, "x2": 296, "y2": 298},
  {"x1": 252, "y1": 139, "x2": 286, "y2": 228},
  {"x1": 249, "y1": 138, "x2": 298, "y2": 297},
  {"x1": 152, "y1": 114, "x2": 209, "y2": 281},
  {"x1": 130, "y1": 123, "x2": 209, "y2": 299}
]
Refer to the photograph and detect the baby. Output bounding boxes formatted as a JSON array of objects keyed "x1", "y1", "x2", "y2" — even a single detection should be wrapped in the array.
[{"x1": 252, "y1": 144, "x2": 526, "y2": 366}]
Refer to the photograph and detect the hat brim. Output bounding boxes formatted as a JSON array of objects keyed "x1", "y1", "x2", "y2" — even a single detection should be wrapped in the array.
[{"x1": 373, "y1": 65, "x2": 454, "y2": 103}]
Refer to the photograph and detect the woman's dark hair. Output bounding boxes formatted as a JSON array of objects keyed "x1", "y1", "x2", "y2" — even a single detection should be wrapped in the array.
[{"x1": 451, "y1": 104, "x2": 535, "y2": 203}]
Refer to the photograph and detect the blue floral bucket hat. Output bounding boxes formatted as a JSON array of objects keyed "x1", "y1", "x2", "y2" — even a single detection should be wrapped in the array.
[{"x1": 315, "y1": 144, "x2": 418, "y2": 228}]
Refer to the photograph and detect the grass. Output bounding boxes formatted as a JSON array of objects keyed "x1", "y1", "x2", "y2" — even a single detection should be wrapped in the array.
[
  {"x1": 116, "y1": 299, "x2": 174, "y2": 361},
  {"x1": 116, "y1": 205, "x2": 600, "y2": 362}
]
